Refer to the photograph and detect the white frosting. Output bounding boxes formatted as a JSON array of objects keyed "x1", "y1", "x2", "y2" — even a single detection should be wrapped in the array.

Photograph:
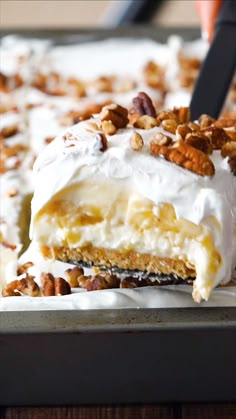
[{"x1": 30, "y1": 118, "x2": 236, "y2": 301}]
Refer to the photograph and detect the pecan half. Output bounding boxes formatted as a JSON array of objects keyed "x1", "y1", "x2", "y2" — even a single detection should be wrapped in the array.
[
  {"x1": 212, "y1": 119, "x2": 236, "y2": 128},
  {"x1": 176, "y1": 124, "x2": 192, "y2": 140},
  {"x1": 132, "y1": 92, "x2": 156, "y2": 117},
  {"x1": 150, "y1": 139, "x2": 215, "y2": 176},
  {"x1": 17, "y1": 261, "x2": 34, "y2": 275},
  {"x1": 100, "y1": 103, "x2": 129, "y2": 129},
  {"x1": 55, "y1": 277, "x2": 71, "y2": 296}
]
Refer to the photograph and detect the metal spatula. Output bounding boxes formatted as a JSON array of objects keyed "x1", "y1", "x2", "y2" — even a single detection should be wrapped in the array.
[{"x1": 190, "y1": 0, "x2": 236, "y2": 120}]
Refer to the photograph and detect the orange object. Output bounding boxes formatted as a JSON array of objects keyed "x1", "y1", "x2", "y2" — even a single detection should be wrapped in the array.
[{"x1": 195, "y1": 0, "x2": 224, "y2": 42}]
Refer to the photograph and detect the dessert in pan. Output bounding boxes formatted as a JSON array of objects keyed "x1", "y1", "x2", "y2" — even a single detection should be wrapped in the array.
[{"x1": 0, "y1": 35, "x2": 235, "y2": 304}]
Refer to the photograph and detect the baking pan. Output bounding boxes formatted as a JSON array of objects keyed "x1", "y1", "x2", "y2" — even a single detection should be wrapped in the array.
[{"x1": 0, "y1": 26, "x2": 235, "y2": 405}]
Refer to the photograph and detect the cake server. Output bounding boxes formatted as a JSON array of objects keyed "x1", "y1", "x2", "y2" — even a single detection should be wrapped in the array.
[{"x1": 190, "y1": 0, "x2": 236, "y2": 120}]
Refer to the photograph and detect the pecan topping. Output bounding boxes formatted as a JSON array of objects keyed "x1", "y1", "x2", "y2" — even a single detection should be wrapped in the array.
[
  {"x1": 17, "y1": 261, "x2": 34, "y2": 275},
  {"x1": 228, "y1": 155, "x2": 236, "y2": 175},
  {"x1": 41, "y1": 272, "x2": 71, "y2": 296},
  {"x1": 185, "y1": 132, "x2": 212, "y2": 154},
  {"x1": 101, "y1": 120, "x2": 117, "y2": 135},
  {"x1": 198, "y1": 114, "x2": 215, "y2": 129},
  {"x1": 2, "y1": 275, "x2": 40, "y2": 297},
  {"x1": 96, "y1": 132, "x2": 108, "y2": 152},
  {"x1": 176, "y1": 124, "x2": 192, "y2": 140},
  {"x1": 44, "y1": 136, "x2": 55, "y2": 144},
  {"x1": 201, "y1": 127, "x2": 230, "y2": 149},
  {"x1": 55, "y1": 277, "x2": 71, "y2": 296},
  {"x1": 161, "y1": 118, "x2": 178, "y2": 134},
  {"x1": 65, "y1": 266, "x2": 84, "y2": 288},
  {"x1": 156, "y1": 110, "x2": 177, "y2": 123},
  {"x1": 151, "y1": 132, "x2": 173, "y2": 146},
  {"x1": 134, "y1": 115, "x2": 158, "y2": 130},
  {"x1": 225, "y1": 129, "x2": 236, "y2": 142},
  {"x1": 100, "y1": 103, "x2": 129, "y2": 129},
  {"x1": 0, "y1": 124, "x2": 19, "y2": 140},
  {"x1": 130, "y1": 131, "x2": 144, "y2": 151},
  {"x1": 76, "y1": 272, "x2": 119, "y2": 291},
  {"x1": 212, "y1": 119, "x2": 236, "y2": 128},
  {"x1": 132, "y1": 92, "x2": 156, "y2": 117},
  {"x1": 150, "y1": 139, "x2": 215, "y2": 176},
  {"x1": 221, "y1": 141, "x2": 236, "y2": 158},
  {"x1": 41, "y1": 272, "x2": 55, "y2": 296},
  {"x1": 143, "y1": 61, "x2": 165, "y2": 89},
  {"x1": 173, "y1": 107, "x2": 190, "y2": 124}
]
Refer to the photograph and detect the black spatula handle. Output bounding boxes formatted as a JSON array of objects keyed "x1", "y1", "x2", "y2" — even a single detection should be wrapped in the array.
[{"x1": 216, "y1": 0, "x2": 236, "y2": 26}]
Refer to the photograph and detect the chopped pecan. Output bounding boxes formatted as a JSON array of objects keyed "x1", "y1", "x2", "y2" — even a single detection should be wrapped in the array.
[
  {"x1": 178, "y1": 54, "x2": 201, "y2": 70},
  {"x1": 79, "y1": 273, "x2": 120, "y2": 291},
  {"x1": 156, "y1": 110, "x2": 177, "y2": 123},
  {"x1": 161, "y1": 119, "x2": 178, "y2": 134},
  {"x1": 221, "y1": 141, "x2": 236, "y2": 158},
  {"x1": 55, "y1": 277, "x2": 71, "y2": 296},
  {"x1": 96, "y1": 132, "x2": 108, "y2": 152},
  {"x1": 100, "y1": 103, "x2": 129, "y2": 129},
  {"x1": 150, "y1": 139, "x2": 215, "y2": 176},
  {"x1": 212, "y1": 119, "x2": 236, "y2": 128},
  {"x1": 151, "y1": 132, "x2": 173, "y2": 146},
  {"x1": 67, "y1": 77, "x2": 86, "y2": 97},
  {"x1": 120, "y1": 276, "x2": 151, "y2": 288},
  {"x1": 132, "y1": 92, "x2": 156, "y2": 117},
  {"x1": 173, "y1": 107, "x2": 190, "y2": 123},
  {"x1": 2, "y1": 275, "x2": 40, "y2": 297},
  {"x1": 198, "y1": 114, "x2": 215, "y2": 129},
  {"x1": 91, "y1": 76, "x2": 113, "y2": 93},
  {"x1": 130, "y1": 131, "x2": 144, "y2": 151},
  {"x1": 6, "y1": 187, "x2": 18, "y2": 198},
  {"x1": 228, "y1": 155, "x2": 236, "y2": 175},
  {"x1": 1, "y1": 143, "x2": 26, "y2": 160},
  {"x1": 185, "y1": 132, "x2": 212, "y2": 154},
  {"x1": 143, "y1": 60, "x2": 165, "y2": 89},
  {"x1": 201, "y1": 127, "x2": 230, "y2": 149},
  {"x1": 0, "y1": 124, "x2": 19, "y2": 140},
  {"x1": 2, "y1": 280, "x2": 21, "y2": 297},
  {"x1": 187, "y1": 121, "x2": 200, "y2": 131},
  {"x1": 101, "y1": 120, "x2": 117, "y2": 135},
  {"x1": 65, "y1": 266, "x2": 84, "y2": 287},
  {"x1": 17, "y1": 261, "x2": 34, "y2": 275},
  {"x1": 60, "y1": 110, "x2": 84, "y2": 126},
  {"x1": 225, "y1": 129, "x2": 236, "y2": 142},
  {"x1": 134, "y1": 115, "x2": 158, "y2": 130},
  {"x1": 44, "y1": 136, "x2": 56, "y2": 144},
  {"x1": 176, "y1": 124, "x2": 192, "y2": 140},
  {"x1": 1, "y1": 241, "x2": 17, "y2": 250}
]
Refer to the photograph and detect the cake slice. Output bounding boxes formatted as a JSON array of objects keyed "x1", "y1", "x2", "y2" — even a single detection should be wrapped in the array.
[{"x1": 30, "y1": 98, "x2": 236, "y2": 302}]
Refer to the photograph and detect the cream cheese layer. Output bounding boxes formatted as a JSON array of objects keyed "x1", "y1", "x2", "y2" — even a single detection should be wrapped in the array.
[{"x1": 30, "y1": 118, "x2": 236, "y2": 301}]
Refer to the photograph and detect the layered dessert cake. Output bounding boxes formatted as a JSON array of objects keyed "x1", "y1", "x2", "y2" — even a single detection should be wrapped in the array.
[
  {"x1": 0, "y1": 35, "x2": 235, "y2": 305},
  {"x1": 30, "y1": 96, "x2": 236, "y2": 302}
]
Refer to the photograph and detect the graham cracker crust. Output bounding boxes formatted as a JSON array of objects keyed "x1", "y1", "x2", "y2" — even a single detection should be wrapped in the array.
[{"x1": 41, "y1": 244, "x2": 196, "y2": 281}]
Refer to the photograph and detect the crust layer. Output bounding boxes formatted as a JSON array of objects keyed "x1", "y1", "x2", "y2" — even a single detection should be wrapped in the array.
[{"x1": 41, "y1": 244, "x2": 196, "y2": 280}]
